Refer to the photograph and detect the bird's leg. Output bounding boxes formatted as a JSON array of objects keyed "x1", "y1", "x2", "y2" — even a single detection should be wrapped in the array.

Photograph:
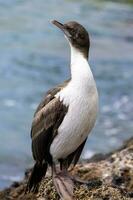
[
  {"x1": 60, "y1": 159, "x2": 89, "y2": 185},
  {"x1": 52, "y1": 163, "x2": 74, "y2": 200}
]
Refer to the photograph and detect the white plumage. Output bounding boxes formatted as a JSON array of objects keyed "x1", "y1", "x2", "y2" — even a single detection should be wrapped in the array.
[{"x1": 50, "y1": 45, "x2": 98, "y2": 160}]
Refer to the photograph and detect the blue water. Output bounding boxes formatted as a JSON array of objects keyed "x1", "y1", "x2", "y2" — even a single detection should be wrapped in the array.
[{"x1": 0, "y1": 0, "x2": 133, "y2": 189}]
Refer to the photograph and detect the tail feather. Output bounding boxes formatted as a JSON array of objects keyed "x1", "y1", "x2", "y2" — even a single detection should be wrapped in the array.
[{"x1": 25, "y1": 162, "x2": 48, "y2": 193}]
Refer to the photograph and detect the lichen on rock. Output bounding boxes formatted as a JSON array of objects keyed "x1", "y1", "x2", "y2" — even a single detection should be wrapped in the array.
[{"x1": 0, "y1": 137, "x2": 133, "y2": 200}]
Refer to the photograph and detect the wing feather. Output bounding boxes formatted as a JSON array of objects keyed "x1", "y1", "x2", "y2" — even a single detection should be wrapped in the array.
[
  {"x1": 66, "y1": 138, "x2": 87, "y2": 168},
  {"x1": 34, "y1": 79, "x2": 70, "y2": 116},
  {"x1": 31, "y1": 94, "x2": 68, "y2": 163}
]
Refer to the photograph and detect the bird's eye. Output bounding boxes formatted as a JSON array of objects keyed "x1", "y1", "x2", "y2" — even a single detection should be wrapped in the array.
[
  {"x1": 71, "y1": 29, "x2": 76, "y2": 35},
  {"x1": 66, "y1": 27, "x2": 71, "y2": 31},
  {"x1": 66, "y1": 27, "x2": 72, "y2": 33},
  {"x1": 67, "y1": 28, "x2": 75, "y2": 36},
  {"x1": 79, "y1": 33, "x2": 85, "y2": 39}
]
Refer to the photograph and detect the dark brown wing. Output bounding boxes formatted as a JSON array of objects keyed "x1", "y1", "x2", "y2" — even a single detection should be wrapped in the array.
[
  {"x1": 34, "y1": 79, "x2": 70, "y2": 116},
  {"x1": 31, "y1": 80, "x2": 70, "y2": 163},
  {"x1": 61, "y1": 138, "x2": 87, "y2": 169},
  {"x1": 72, "y1": 138, "x2": 87, "y2": 166}
]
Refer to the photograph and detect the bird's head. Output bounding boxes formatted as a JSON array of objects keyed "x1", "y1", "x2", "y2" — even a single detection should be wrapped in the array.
[{"x1": 51, "y1": 20, "x2": 90, "y2": 58}]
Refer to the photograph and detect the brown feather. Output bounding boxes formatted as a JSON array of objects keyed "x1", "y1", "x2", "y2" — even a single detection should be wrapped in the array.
[
  {"x1": 31, "y1": 80, "x2": 70, "y2": 164},
  {"x1": 34, "y1": 79, "x2": 70, "y2": 116},
  {"x1": 59, "y1": 138, "x2": 87, "y2": 170}
]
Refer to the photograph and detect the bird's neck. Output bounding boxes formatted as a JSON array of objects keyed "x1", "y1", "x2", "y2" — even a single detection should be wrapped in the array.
[{"x1": 70, "y1": 45, "x2": 93, "y2": 83}]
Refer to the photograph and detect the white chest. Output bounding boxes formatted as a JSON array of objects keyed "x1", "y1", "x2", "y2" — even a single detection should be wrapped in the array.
[
  {"x1": 50, "y1": 74, "x2": 98, "y2": 160},
  {"x1": 50, "y1": 48, "x2": 98, "y2": 160}
]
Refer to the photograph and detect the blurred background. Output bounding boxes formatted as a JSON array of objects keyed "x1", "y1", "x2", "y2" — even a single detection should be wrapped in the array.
[{"x1": 0, "y1": 0, "x2": 133, "y2": 189}]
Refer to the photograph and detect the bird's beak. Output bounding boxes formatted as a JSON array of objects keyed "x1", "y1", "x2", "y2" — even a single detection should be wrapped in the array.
[{"x1": 51, "y1": 20, "x2": 71, "y2": 38}]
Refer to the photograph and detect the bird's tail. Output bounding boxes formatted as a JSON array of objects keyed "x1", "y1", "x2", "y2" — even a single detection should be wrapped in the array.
[
  {"x1": 25, "y1": 162, "x2": 48, "y2": 193},
  {"x1": 52, "y1": 168, "x2": 74, "y2": 200}
]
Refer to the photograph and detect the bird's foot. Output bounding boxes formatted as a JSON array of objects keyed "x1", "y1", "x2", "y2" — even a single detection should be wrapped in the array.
[
  {"x1": 52, "y1": 171, "x2": 74, "y2": 200},
  {"x1": 70, "y1": 175, "x2": 89, "y2": 185}
]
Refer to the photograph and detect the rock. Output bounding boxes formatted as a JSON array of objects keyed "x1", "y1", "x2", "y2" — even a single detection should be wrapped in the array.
[{"x1": 0, "y1": 137, "x2": 133, "y2": 200}]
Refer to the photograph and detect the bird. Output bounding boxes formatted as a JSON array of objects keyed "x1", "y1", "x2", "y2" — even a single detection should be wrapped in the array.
[{"x1": 26, "y1": 20, "x2": 98, "y2": 200}]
